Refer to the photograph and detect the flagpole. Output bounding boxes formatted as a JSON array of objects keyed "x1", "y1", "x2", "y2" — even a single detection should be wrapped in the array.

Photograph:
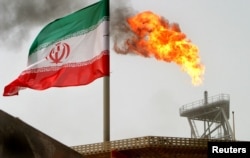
[
  {"x1": 103, "y1": 76, "x2": 110, "y2": 142},
  {"x1": 103, "y1": 0, "x2": 110, "y2": 143}
]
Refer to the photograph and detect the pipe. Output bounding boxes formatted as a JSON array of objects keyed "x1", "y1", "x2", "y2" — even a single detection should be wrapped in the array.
[
  {"x1": 204, "y1": 91, "x2": 208, "y2": 105},
  {"x1": 232, "y1": 111, "x2": 236, "y2": 141}
]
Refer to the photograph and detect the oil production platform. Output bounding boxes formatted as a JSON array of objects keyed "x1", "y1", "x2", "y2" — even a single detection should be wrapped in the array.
[
  {"x1": 179, "y1": 91, "x2": 234, "y2": 140},
  {"x1": 0, "y1": 91, "x2": 235, "y2": 157},
  {"x1": 70, "y1": 91, "x2": 235, "y2": 157}
]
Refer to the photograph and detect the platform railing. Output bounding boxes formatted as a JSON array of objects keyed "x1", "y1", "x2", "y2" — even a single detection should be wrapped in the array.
[
  {"x1": 179, "y1": 94, "x2": 230, "y2": 115},
  {"x1": 71, "y1": 136, "x2": 211, "y2": 155}
]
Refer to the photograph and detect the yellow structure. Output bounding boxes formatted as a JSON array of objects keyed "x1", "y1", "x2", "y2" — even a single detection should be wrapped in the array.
[{"x1": 72, "y1": 136, "x2": 211, "y2": 157}]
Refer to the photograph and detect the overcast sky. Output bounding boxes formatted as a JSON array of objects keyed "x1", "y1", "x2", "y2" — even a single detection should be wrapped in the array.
[{"x1": 1, "y1": 0, "x2": 250, "y2": 146}]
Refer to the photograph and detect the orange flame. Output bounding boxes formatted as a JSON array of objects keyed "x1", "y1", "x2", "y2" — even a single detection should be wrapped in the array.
[{"x1": 124, "y1": 11, "x2": 205, "y2": 85}]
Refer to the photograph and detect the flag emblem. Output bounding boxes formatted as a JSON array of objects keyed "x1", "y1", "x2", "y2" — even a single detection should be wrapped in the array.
[{"x1": 46, "y1": 42, "x2": 70, "y2": 64}]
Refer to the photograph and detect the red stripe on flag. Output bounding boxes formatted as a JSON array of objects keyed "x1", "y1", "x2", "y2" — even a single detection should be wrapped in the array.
[{"x1": 3, "y1": 52, "x2": 109, "y2": 96}]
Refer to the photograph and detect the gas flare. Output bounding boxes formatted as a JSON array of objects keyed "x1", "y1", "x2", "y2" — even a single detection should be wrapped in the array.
[{"x1": 113, "y1": 11, "x2": 205, "y2": 85}]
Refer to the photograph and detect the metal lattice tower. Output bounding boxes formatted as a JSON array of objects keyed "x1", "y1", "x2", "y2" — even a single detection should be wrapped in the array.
[{"x1": 179, "y1": 91, "x2": 234, "y2": 140}]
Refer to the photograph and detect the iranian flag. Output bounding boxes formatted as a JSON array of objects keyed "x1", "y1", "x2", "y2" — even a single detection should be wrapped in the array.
[{"x1": 3, "y1": 0, "x2": 109, "y2": 96}]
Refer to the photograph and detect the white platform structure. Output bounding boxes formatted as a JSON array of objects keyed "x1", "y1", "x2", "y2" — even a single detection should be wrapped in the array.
[{"x1": 179, "y1": 91, "x2": 234, "y2": 140}]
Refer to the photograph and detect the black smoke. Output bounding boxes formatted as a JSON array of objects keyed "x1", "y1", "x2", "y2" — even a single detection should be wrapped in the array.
[
  {"x1": 110, "y1": 0, "x2": 137, "y2": 54},
  {"x1": 0, "y1": 0, "x2": 87, "y2": 49}
]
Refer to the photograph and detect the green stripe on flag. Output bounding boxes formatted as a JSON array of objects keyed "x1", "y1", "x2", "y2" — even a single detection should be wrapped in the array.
[{"x1": 29, "y1": 0, "x2": 108, "y2": 55}]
